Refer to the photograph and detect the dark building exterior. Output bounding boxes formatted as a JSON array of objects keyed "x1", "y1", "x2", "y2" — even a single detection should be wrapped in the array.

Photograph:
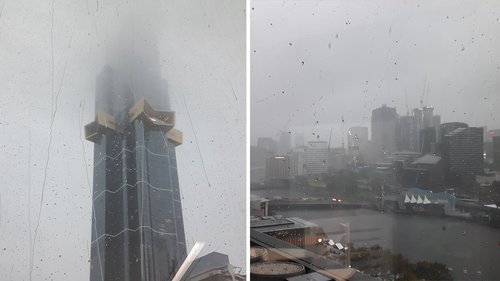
[
  {"x1": 84, "y1": 67, "x2": 186, "y2": 280},
  {"x1": 371, "y1": 105, "x2": 398, "y2": 162},
  {"x1": 419, "y1": 127, "x2": 436, "y2": 155},
  {"x1": 442, "y1": 127, "x2": 484, "y2": 189},
  {"x1": 402, "y1": 155, "x2": 444, "y2": 191},
  {"x1": 438, "y1": 122, "x2": 468, "y2": 143},
  {"x1": 397, "y1": 115, "x2": 419, "y2": 152},
  {"x1": 493, "y1": 136, "x2": 500, "y2": 171}
]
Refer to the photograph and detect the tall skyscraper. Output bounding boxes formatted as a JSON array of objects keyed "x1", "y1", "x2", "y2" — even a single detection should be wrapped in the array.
[
  {"x1": 397, "y1": 115, "x2": 418, "y2": 152},
  {"x1": 371, "y1": 105, "x2": 398, "y2": 162},
  {"x1": 419, "y1": 127, "x2": 436, "y2": 155},
  {"x1": 84, "y1": 66, "x2": 186, "y2": 280}
]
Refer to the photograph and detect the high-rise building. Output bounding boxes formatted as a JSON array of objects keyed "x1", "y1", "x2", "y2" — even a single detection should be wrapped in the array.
[
  {"x1": 493, "y1": 136, "x2": 500, "y2": 171},
  {"x1": 422, "y1": 106, "x2": 434, "y2": 128},
  {"x1": 295, "y1": 132, "x2": 305, "y2": 147},
  {"x1": 291, "y1": 146, "x2": 307, "y2": 176},
  {"x1": 442, "y1": 127, "x2": 484, "y2": 188},
  {"x1": 371, "y1": 105, "x2": 398, "y2": 162},
  {"x1": 397, "y1": 116, "x2": 419, "y2": 152},
  {"x1": 266, "y1": 155, "x2": 298, "y2": 180},
  {"x1": 306, "y1": 141, "x2": 328, "y2": 174},
  {"x1": 278, "y1": 131, "x2": 291, "y2": 155},
  {"x1": 419, "y1": 127, "x2": 436, "y2": 155},
  {"x1": 84, "y1": 66, "x2": 186, "y2": 280},
  {"x1": 438, "y1": 122, "x2": 468, "y2": 143}
]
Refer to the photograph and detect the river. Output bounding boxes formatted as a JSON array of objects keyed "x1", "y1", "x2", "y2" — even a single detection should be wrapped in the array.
[{"x1": 271, "y1": 208, "x2": 500, "y2": 280}]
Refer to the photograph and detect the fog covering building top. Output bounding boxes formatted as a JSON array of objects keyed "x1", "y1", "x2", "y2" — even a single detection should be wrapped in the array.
[{"x1": 83, "y1": 22, "x2": 186, "y2": 280}]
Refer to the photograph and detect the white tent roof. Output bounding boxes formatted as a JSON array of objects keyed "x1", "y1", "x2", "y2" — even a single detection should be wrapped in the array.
[
  {"x1": 411, "y1": 195, "x2": 417, "y2": 203},
  {"x1": 423, "y1": 196, "x2": 431, "y2": 205},
  {"x1": 404, "y1": 194, "x2": 411, "y2": 203},
  {"x1": 417, "y1": 195, "x2": 423, "y2": 204}
]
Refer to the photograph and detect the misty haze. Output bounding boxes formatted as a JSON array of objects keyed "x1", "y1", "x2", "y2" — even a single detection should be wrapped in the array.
[
  {"x1": 250, "y1": 1, "x2": 500, "y2": 280},
  {"x1": 0, "y1": 1, "x2": 245, "y2": 280}
]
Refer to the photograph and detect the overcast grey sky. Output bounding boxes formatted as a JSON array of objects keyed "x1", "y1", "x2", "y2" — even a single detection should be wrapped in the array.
[
  {"x1": 251, "y1": 0, "x2": 500, "y2": 147},
  {"x1": 0, "y1": 0, "x2": 245, "y2": 279}
]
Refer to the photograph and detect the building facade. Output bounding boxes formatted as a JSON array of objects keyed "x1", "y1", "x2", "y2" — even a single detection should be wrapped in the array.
[
  {"x1": 442, "y1": 127, "x2": 484, "y2": 188},
  {"x1": 371, "y1": 105, "x2": 398, "y2": 162},
  {"x1": 306, "y1": 141, "x2": 329, "y2": 175},
  {"x1": 85, "y1": 67, "x2": 186, "y2": 280},
  {"x1": 266, "y1": 155, "x2": 298, "y2": 180}
]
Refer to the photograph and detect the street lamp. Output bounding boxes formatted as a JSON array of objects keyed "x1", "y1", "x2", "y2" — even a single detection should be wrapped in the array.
[{"x1": 340, "y1": 222, "x2": 350, "y2": 268}]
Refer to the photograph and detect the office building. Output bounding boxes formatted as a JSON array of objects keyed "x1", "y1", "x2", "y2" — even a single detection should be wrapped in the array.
[
  {"x1": 295, "y1": 132, "x2": 305, "y2": 147},
  {"x1": 438, "y1": 122, "x2": 468, "y2": 143},
  {"x1": 266, "y1": 155, "x2": 298, "y2": 180},
  {"x1": 84, "y1": 66, "x2": 186, "y2": 280},
  {"x1": 493, "y1": 136, "x2": 500, "y2": 171},
  {"x1": 291, "y1": 146, "x2": 307, "y2": 176},
  {"x1": 422, "y1": 106, "x2": 434, "y2": 128},
  {"x1": 306, "y1": 141, "x2": 329, "y2": 175},
  {"x1": 371, "y1": 105, "x2": 398, "y2": 162},
  {"x1": 442, "y1": 127, "x2": 484, "y2": 188},
  {"x1": 397, "y1": 115, "x2": 419, "y2": 152},
  {"x1": 419, "y1": 127, "x2": 436, "y2": 155},
  {"x1": 278, "y1": 131, "x2": 291, "y2": 155}
]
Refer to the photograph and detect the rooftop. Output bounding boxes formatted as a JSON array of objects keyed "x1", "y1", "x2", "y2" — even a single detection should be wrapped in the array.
[{"x1": 411, "y1": 154, "x2": 441, "y2": 165}]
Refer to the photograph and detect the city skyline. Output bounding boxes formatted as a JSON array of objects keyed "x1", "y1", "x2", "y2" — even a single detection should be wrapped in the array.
[{"x1": 251, "y1": 1, "x2": 500, "y2": 146}]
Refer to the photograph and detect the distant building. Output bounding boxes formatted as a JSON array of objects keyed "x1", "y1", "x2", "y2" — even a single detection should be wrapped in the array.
[
  {"x1": 422, "y1": 106, "x2": 434, "y2": 128},
  {"x1": 347, "y1": 127, "x2": 368, "y2": 155},
  {"x1": 397, "y1": 115, "x2": 419, "y2": 152},
  {"x1": 493, "y1": 136, "x2": 500, "y2": 171},
  {"x1": 419, "y1": 127, "x2": 437, "y2": 155},
  {"x1": 291, "y1": 146, "x2": 307, "y2": 176},
  {"x1": 257, "y1": 137, "x2": 278, "y2": 154},
  {"x1": 402, "y1": 154, "x2": 445, "y2": 191},
  {"x1": 306, "y1": 141, "x2": 329, "y2": 175},
  {"x1": 328, "y1": 147, "x2": 346, "y2": 172},
  {"x1": 278, "y1": 131, "x2": 292, "y2": 155},
  {"x1": 251, "y1": 146, "x2": 272, "y2": 183},
  {"x1": 372, "y1": 105, "x2": 398, "y2": 162},
  {"x1": 442, "y1": 127, "x2": 484, "y2": 188},
  {"x1": 382, "y1": 187, "x2": 456, "y2": 214},
  {"x1": 266, "y1": 155, "x2": 298, "y2": 181},
  {"x1": 485, "y1": 129, "x2": 500, "y2": 142},
  {"x1": 295, "y1": 132, "x2": 305, "y2": 147},
  {"x1": 250, "y1": 195, "x2": 269, "y2": 217},
  {"x1": 438, "y1": 122, "x2": 468, "y2": 143}
]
